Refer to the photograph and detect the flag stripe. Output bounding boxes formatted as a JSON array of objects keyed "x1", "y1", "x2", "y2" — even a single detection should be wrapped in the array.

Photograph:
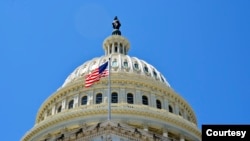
[{"x1": 85, "y1": 62, "x2": 109, "y2": 88}]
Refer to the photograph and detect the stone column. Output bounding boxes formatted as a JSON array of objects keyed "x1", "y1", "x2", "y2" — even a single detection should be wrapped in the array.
[
  {"x1": 163, "y1": 129, "x2": 168, "y2": 137},
  {"x1": 87, "y1": 91, "x2": 94, "y2": 105},
  {"x1": 143, "y1": 125, "x2": 148, "y2": 132},
  {"x1": 118, "y1": 42, "x2": 121, "y2": 53},
  {"x1": 135, "y1": 90, "x2": 142, "y2": 104},
  {"x1": 184, "y1": 111, "x2": 188, "y2": 119},
  {"x1": 74, "y1": 94, "x2": 79, "y2": 108},
  {"x1": 150, "y1": 94, "x2": 156, "y2": 107},
  {"x1": 51, "y1": 105, "x2": 56, "y2": 115},
  {"x1": 78, "y1": 94, "x2": 81, "y2": 106},
  {"x1": 109, "y1": 44, "x2": 112, "y2": 54},
  {"x1": 120, "y1": 88, "x2": 125, "y2": 103},
  {"x1": 103, "y1": 89, "x2": 108, "y2": 104},
  {"x1": 112, "y1": 43, "x2": 115, "y2": 54},
  {"x1": 174, "y1": 103, "x2": 180, "y2": 115},
  {"x1": 105, "y1": 46, "x2": 107, "y2": 55},
  {"x1": 180, "y1": 135, "x2": 185, "y2": 141},
  {"x1": 62, "y1": 99, "x2": 66, "y2": 111},
  {"x1": 164, "y1": 98, "x2": 169, "y2": 111}
]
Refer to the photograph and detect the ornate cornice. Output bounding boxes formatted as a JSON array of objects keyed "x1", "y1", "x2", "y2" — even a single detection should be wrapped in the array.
[{"x1": 23, "y1": 103, "x2": 201, "y2": 141}]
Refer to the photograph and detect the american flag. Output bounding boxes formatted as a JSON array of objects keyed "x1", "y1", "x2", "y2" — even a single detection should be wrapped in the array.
[{"x1": 85, "y1": 61, "x2": 109, "y2": 88}]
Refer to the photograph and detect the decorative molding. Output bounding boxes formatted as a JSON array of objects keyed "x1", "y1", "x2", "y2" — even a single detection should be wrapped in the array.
[{"x1": 23, "y1": 103, "x2": 201, "y2": 141}]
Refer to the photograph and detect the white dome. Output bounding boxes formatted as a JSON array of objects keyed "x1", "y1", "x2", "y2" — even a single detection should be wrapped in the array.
[{"x1": 62, "y1": 54, "x2": 170, "y2": 87}]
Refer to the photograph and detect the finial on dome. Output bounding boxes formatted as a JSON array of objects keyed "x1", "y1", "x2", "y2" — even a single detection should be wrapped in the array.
[{"x1": 112, "y1": 16, "x2": 121, "y2": 35}]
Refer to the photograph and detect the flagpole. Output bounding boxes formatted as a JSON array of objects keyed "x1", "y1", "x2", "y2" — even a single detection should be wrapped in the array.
[{"x1": 108, "y1": 57, "x2": 111, "y2": 121}]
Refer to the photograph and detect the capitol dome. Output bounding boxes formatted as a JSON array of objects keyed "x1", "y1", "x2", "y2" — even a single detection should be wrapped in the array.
[
  {"x1": 22, "y1": 17, "x2": 201, "y2": 141},
  {"x1": 62, "y1": 35, "x2": 170, "y2": 88}
]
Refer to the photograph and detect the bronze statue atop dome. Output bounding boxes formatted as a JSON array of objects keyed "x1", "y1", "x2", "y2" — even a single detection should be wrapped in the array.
[{"x1": 112, "y1": 16, "x2": 121, "y2": 35}]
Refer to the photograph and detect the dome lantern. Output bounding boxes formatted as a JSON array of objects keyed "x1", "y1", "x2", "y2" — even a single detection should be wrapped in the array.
[{"x1": 103, "y1": 16, "x2": 130, "y2": 55}]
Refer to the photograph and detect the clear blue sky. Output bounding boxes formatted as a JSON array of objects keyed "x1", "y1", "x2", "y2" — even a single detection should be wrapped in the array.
[{"x1": 1, "y1": 0, "x2": 250, "y2": 140}]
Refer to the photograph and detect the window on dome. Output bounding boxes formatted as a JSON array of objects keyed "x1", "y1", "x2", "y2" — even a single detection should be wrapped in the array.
[
  {"x1": 96, "y1": 93, "x2": 102, "y2": 104},
  {"x1": 127, "y1": 93, "x2": 134, "y2": 104},
  {"x1": 57, "y1": 105, "x2": 62, "y2": 113},
  {"x1": 114, "y1": 42, "x2": 118, "y2": 53},
  {"x1": 111, "y1": 92, "x2": 118, "y2": 103},
  {"x1": 161, "y1": 75, "x2": 165, "y2": 82},
  {"x1": 81, "y1": 96, "x2": 88, "y2": 105},
  {"x1": 112, "y1": 60, "x2": 118, "y2": 67},
  {"x1": 123, "y1": 61, "x2": 128, "y2": 68},
  {"x1": 144, "y1": 66, "x2": 148, "y2": 73},
  {"x1": 156, "y1": 100, "x2": 162, "y2": 109},
  {"x1": 153, "y1": 70, "x2": 157, "y2": 78},
  {"x1": 142, "y1": 95, "x2": 148, "y2": 105},
  {"x1": 134, "y1": 62, "x2": 139, "y2": 69},
  {"x1": 115, "y1": 46, "x2": 118, "y2": 53},
  {"x1": 169, "y1": 105, "x2": 173, "y2": 113},
  {"x1": 68, "y1": 100, "x2": 74, "y2": 109}
]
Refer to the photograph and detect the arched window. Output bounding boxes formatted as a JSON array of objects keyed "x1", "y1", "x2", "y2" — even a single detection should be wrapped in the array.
[
  {"x1": 96, "y1": 93, "x2": 102, "y2": 104},
  {"x1": 169, "y1": 105, "x2": 173, "y2": 113},
  {"x1": 112, "y1": 92, "x2": 118, "y2": 103},
  {"x1": 81, "y1": 96, "x2": 88, "y2": 105},
  {"x1": 127, "y1": 93, "x2": 134, "y2": 104},
  {"x1": 68, "y1": 100, "x2": 74, "y2": 109},
  {"x1": 115, "y1": 46, "x2": 118, "y2": 53},
  {"x1": 57, "y1": 105, "x2": 62, "y2": 113},
  {"x1": 142, "y1": 95, "x2": 148, "y2": 105},
  {"x1": 156, "y1": 100, "x2": 162, "y2": 109}
]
